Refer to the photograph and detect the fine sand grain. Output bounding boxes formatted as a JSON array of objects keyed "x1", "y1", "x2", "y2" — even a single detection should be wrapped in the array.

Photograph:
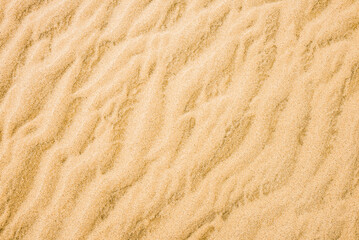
[{"x1": 1, "y1": 0, "x2": 359, "y2": 239}]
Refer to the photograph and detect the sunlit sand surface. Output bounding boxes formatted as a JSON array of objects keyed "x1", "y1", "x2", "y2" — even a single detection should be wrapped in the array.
[{"x1": 0, "y1": 0, "x2": 359, "y2": 239}]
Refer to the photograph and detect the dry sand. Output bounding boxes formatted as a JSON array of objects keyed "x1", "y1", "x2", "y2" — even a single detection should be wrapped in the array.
[{"x1": 0, "y1": 0, "x2": 359, "y2": 239}]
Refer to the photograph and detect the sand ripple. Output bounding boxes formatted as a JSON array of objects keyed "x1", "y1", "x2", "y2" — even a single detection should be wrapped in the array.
[{"x1": 0, "y1": 0, "x2": 359, "y2": 239}]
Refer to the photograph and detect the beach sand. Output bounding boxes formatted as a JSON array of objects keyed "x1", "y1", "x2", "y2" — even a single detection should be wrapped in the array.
[{"x1": 0, "y1": 0, "x2": 359, "y2": 239}]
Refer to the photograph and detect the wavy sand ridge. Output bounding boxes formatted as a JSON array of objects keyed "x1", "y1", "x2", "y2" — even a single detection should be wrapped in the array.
[{"x1": 0, "y1": 0, "x2": 359, "y2": 239}]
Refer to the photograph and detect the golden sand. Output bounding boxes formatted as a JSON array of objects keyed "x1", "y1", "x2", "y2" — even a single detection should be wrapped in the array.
[{"x1": 0, "y1": 0, "x2": 359, "y2": 239}]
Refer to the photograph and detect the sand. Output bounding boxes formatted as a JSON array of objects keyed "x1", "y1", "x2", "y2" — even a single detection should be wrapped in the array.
[{"x1": 0, "y1": 0, "x2": 359, "y2": 239}]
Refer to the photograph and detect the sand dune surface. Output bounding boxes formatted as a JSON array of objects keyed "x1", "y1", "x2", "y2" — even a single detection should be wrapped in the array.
[{"x1": 1, "y1": 0, "x2": 359, "y2": 239}]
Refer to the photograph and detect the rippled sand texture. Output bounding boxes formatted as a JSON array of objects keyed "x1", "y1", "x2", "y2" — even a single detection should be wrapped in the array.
[{"x1": 1, "y1": 0, "x2": 359, "y2": 239}]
